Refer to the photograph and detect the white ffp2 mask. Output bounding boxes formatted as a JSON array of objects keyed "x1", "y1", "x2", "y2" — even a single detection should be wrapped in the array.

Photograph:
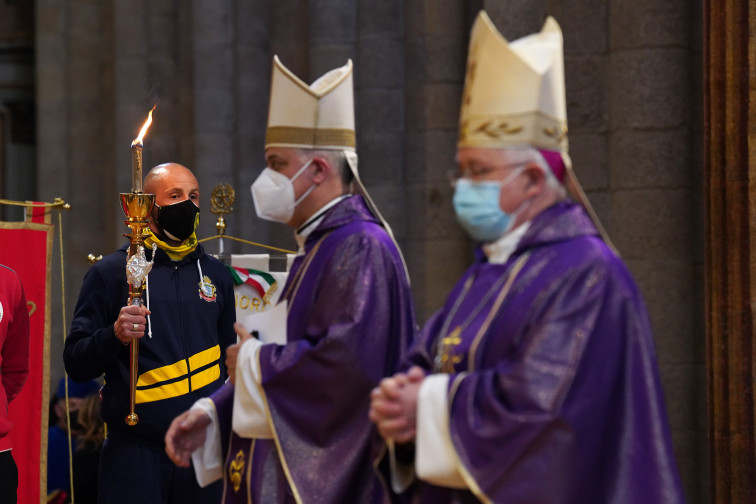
[{"x1": 251, "y1": 159, "x2": 315, "y2": 223}]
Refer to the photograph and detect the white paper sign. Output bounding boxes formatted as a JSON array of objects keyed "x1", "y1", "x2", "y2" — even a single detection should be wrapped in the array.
[{"x1": 242, "y1": 299, "x2": 288, "y2": 345}]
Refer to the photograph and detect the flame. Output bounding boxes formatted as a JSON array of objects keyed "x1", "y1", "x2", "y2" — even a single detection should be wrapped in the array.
[{"x1": 131, "y1": 105, "x2": 156, "y2": 147}]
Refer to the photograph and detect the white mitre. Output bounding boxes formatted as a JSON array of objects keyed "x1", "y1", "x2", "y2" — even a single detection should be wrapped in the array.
[
  {"x1": 458, "y1": 11, "x2": 568, "y2": 152},
  {"x1": 458, "y1": 12, "x2": 617, "y2": 254},
  {"x1": 265, "y1": 56, "x2": 410, "y2": 277},
  {"x1": 266, "y1": 55, "x2": 356, "y2": 151}
]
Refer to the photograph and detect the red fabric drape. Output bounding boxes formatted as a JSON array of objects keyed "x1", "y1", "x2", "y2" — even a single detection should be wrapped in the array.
[{"x1": 1, "y1": 204, "x2": 53, "y2": 504}]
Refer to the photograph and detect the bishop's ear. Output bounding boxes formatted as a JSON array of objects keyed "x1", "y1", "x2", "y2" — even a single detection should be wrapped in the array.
[
  {"x1": 310, "y1": 157, "x2": 331, "y2": 184},
  {"x1": 523, "y1": 164, "x2": 547, "y2": 196}
]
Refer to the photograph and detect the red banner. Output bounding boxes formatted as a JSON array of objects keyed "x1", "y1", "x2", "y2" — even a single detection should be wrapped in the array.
[{"x1": 0, "y1": 206, "x2": 53, "y2": 504}]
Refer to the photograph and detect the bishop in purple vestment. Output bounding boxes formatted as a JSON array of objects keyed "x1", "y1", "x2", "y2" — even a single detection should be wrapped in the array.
[
  {"x1": 204, "y1": 194, "x2": 414, "y2": 504},
  {"x1": 369, "y1": 11, "x2": 686, "y2": 504},
  {"x1": 165, "y1": 56, "x2": 416, "y2": 504}
]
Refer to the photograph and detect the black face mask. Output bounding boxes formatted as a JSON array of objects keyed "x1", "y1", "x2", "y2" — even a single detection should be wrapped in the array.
[{"x1": 153, "y1": 199, "x2": 200, "y2": 242}]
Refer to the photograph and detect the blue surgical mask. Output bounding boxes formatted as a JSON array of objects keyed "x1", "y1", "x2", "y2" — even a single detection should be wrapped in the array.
[{"x1": 452, "y1": 167, "x2": 525, "y2": 242}]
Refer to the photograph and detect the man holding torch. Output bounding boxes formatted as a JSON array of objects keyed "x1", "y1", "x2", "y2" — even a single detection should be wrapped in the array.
[{"x1": 64, "y1": 162, "x2": 236, "y2": 504}]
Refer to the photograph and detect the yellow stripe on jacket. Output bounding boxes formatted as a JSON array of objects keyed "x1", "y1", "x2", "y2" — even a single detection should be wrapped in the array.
[{"x1": 136, "y1": 345, "x2": 221, "y2": 404}]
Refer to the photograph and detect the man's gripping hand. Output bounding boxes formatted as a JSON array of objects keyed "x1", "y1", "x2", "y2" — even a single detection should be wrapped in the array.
[{"x1": 114, "y1": 304, "x2": 150, "y2": 345}]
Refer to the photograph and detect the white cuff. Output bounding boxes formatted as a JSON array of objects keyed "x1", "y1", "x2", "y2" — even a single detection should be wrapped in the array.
[
  {"x1": 232, "y1": 337, "x2": 273, "y2": 439},
  {"x1": 190, "y1": 398, "x2": 223, "y2": 487},
  {"x1": 387, "y1": 439, "x2": 415, "y2": 494},
  {"x1": 416, "y1": 374, "x2": 468, "y2": 489}
]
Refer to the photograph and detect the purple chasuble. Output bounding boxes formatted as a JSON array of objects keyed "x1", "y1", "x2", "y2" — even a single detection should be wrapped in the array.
[
  {"x1": 404, "y1": 201, "x2": 686, "y2": 504},
  {"x1": 213, "y1": 195, "x2": 416, "y2": 504}
]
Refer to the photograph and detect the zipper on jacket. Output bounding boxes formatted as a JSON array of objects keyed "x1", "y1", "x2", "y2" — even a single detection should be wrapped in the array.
[{"x1": 172, "y1": 262, "x2": 192, "y2": 395}]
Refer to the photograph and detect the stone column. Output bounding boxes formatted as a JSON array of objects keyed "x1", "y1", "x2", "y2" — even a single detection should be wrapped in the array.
[
  {"x1": 37, "y1": 0, "x2": 118, "y2": 386},
  {"x1": 191, "y1": 0, "x2": 235, "y2": 242},
  {"x1": 556, "y1": 0, "x2": 611, "y2": 228},
  {"x1": 254, "y1": 0, "x2": 309, "y2": 250},
  {"x1": 308, "y1": 0, "x2": 356, "y2": 76},
  {"x1": 230, "y1": 0, "x2": 270, "y2": 248},
  {"x1": 113, "y1": 0, "x2": 149, "y2": 238},
  {"x1": 37, "y1": 0, "x2": 71, "y2": 209},
  {"x1": 485, "y1": 0, "x2": 547, "y2": 39},
  {"x1": 355, "y1": 1, "x2": 405, "y2": 245},
  {"x1": 36, "y1": 0, "x2": 66, "y2": 391},
  {"x1": 404, "y1": 0, "x2": 472, "y2": 321},
  {"x1": 608, "y1": 0, "x2": 704, "y2": 502}
]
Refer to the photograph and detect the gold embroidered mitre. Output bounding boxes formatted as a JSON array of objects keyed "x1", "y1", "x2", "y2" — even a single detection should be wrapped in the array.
[
  {"x1": 458, "y1": 11, "x2": 568, "y2": 152},
  {"x1": 266, "y1": 56, "x2": 355, "y2": 151}
]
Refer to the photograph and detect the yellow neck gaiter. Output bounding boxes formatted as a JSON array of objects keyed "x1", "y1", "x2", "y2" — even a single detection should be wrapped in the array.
[{"x1": 145, "y1": 230, "x2": 199, "y2": 261}]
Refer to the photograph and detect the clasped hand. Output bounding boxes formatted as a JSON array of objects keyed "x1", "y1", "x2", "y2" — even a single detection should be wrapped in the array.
[{"x1": 368, "y1": 366, "x2": 426, "y2": 444}]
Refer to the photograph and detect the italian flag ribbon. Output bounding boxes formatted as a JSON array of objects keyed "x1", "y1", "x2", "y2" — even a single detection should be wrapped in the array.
[{"x1": 227, "y1": 266, "x2": 278, "y2": 303}]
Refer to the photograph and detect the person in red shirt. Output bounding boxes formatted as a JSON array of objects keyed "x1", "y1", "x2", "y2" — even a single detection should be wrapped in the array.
[{"x1": 0, "y1": 263, "x2": 30, "y2": 504}]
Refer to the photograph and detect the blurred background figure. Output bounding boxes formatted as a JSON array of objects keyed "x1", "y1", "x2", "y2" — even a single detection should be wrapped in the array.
[
  {"x1": 46, "y1": 376, "x2": 99, "y2": 502},
  {"x1": 72, "y1": 394, "x2": 105, "y2": 504}
]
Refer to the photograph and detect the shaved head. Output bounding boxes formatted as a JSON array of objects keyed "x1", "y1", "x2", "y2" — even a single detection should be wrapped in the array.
[{"x1": 144, "y1": 163, "x2": 197, "y2": 197}]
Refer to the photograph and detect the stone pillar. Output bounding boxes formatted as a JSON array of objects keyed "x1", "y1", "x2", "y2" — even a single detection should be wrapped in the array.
[
  {"x1": 1, "y1": 2, "x2": 36, "y2": 221},
  {"x1": 113, "y1": 0, "x2": 150, "y2": 238},
  {"x1": 269, "y1": 0, "x2": 308, "y2": 77},
  {"x1": 230, "y1": 0, "x2": 270, "y2": 248},
  {"x1": 31, "y1": 0, "x2": 62, "y2": 193},
  {"x1": 37, "y1": 0, "x2": 68, "y2": 390},
  {"x1": 355, "y1": 1, "x2": 405, "y2": 245},
  {"x1": 309, "y1": 0, "x2": 356, "y2": 75},
  {"x1": 485, "y1": 0, "x2": 547, "y2": 39},
  {"x1": 404, "y1": 0, "x2": 472, "y2": 321},
  {"x1": 37, "y1": 0, "x2": 117, "y2": 386},
  {"x1": 557, "y1": 0, "x2": 611, "y2": 228},
  {"x1": 256, "y1": 0, "x2": 309, "y2": 250},
  {"x1": 192, "y1": 0, "x2": 235, "y2": 242},
  {"x1": 608, "y1": 1, "x2": 704, "y2": 502}
]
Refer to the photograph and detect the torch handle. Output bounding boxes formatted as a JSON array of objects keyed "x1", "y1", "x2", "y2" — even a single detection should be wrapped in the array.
[
  {"x1": 125, "y1": 296, "x2": 143, "y2": 426},
  {"x1": 120, "y1": 191, "x2": 154, "y2": 426}
]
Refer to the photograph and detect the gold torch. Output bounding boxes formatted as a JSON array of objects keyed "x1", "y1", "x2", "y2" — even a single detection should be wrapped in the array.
[{"x1": 120, "y1": 106, "x2": 157, "y2": 426}]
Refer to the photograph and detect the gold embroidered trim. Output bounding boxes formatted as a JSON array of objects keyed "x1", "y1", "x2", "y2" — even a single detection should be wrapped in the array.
[
  {"x1": 459, "y1": 112, "x2": 568, "y2": 150},
  {"x1": 229, "y1": 450, "x2": 245, "y2": 493},
  {"x1": 281, "y1": 234, "x2": 331, "y2": 309},
  {"x1": 256, "y1": 345, "x2": 304, "y2": 503},
  {"x1": 440, "y1": 254, "x2": 530, "y2": 504},
  {"x1": 266, "y1": 126, "x2": 355, "y2": 148},
  {"x1": 467, "y1": 253, "x2": 530, "y2": 371}
]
